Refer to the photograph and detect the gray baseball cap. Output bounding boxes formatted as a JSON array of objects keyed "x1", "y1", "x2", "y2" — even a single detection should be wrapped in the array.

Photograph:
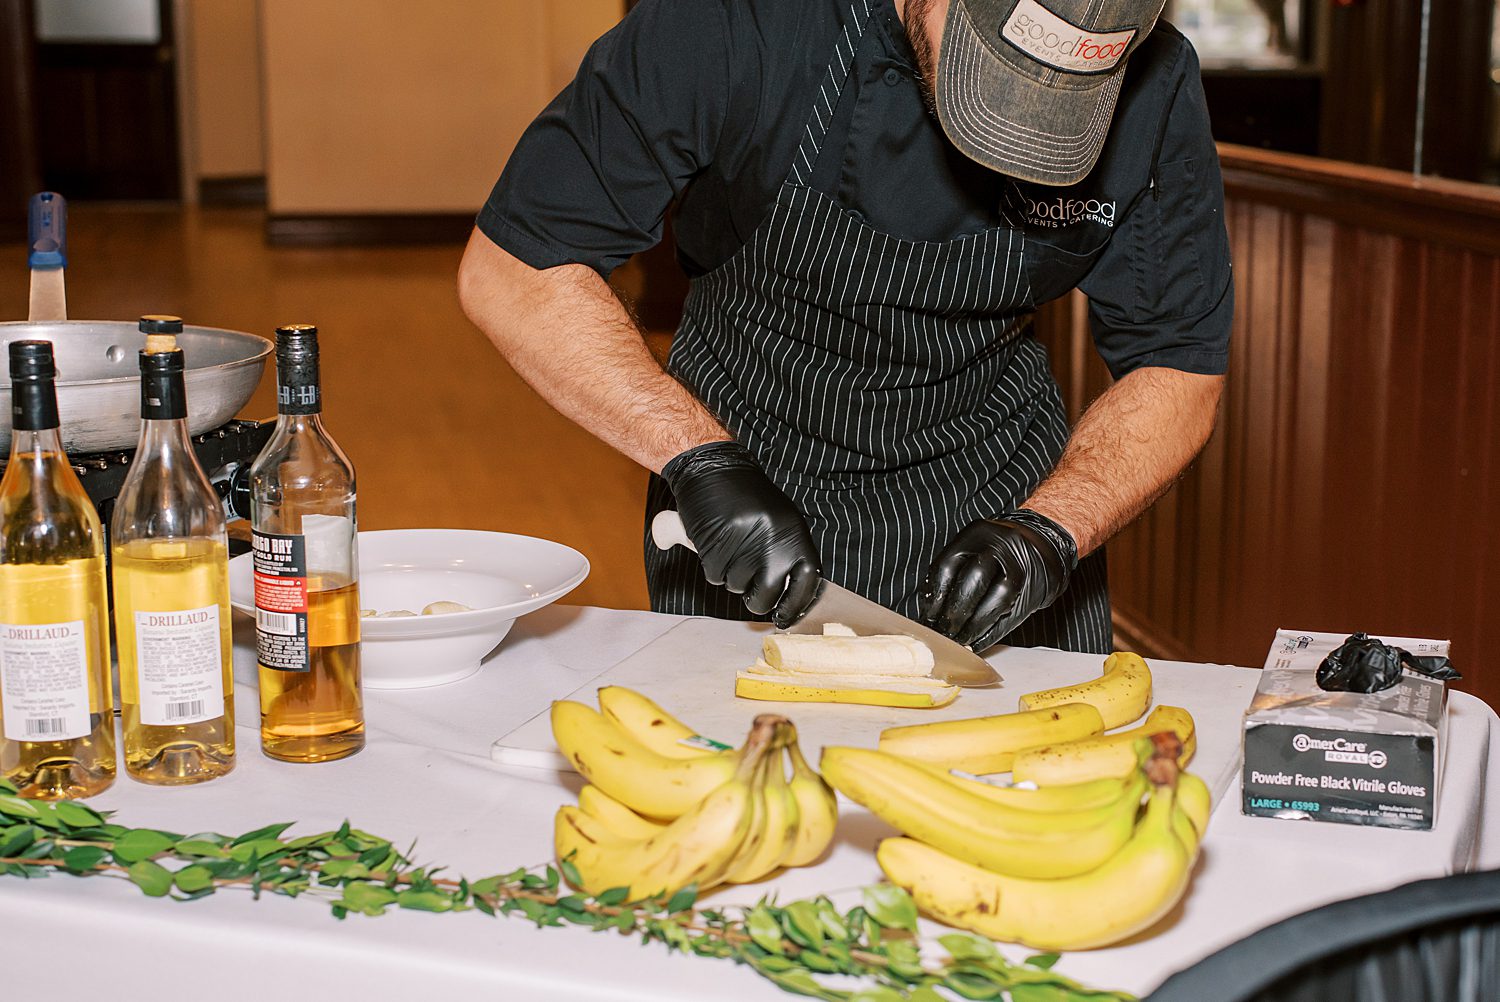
[{"x1": 936, "y1": 0, "x2": 1165, "y2": 186}]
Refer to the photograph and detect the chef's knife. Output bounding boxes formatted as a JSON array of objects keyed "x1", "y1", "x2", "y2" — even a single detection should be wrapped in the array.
[
  {"x1": 28, "y1": 192, "x2": 68, "y2": 323},
  {"x1": 651, "y1": 510, "x2": 1000, "y2": 688}
]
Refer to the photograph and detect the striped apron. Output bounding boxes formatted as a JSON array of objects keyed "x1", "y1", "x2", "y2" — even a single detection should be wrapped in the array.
[{"x1": 645, "y1": 0, "x2": 1111, "y2": 653}]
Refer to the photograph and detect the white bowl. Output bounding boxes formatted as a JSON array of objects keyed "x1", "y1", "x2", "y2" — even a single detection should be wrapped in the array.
[{"x1": 229, "y1": 528, "x2": 589, "y2": 689}]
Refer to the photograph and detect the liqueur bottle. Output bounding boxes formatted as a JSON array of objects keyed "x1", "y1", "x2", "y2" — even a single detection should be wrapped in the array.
[
  {"x1": 111, "y1": 317, "x2": 235, "y2": 784},
  {"x1": 0, "y1": 340, "x2": 115, "y2": 798},
  {"x1": 249, "y1": 325, "x2": 364, "y2": 762}
]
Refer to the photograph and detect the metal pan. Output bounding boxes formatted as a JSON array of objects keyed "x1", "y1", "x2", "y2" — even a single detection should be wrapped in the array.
[{"x1": 0, "y1": 320, "x2": 273, "y2": 454}]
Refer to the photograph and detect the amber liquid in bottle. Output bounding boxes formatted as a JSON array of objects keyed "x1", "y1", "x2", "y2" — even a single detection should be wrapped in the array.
[
  {"x1": 250, "y1": 324, "x2": 364, "y2": 762},
  {"x1": 0, "y1": 340, "x2": 116, "y2": 798}
]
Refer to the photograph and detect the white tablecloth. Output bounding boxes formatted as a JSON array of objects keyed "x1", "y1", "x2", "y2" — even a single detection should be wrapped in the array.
[{"x1": 5, "y1": 606, "x2": 1498, "y2": 1000}]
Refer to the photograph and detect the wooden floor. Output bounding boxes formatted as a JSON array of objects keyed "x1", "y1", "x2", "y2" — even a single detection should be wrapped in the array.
[{"x1": 0, "y1": 204, "x2": 652, "y2": 611}]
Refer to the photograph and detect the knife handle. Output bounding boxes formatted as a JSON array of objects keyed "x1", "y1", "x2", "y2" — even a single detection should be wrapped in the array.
[
  {"x1": 651, "y1": 510, "x2": 697, "y2": 553},
  {"x1": 28, "y1": 192, "x2": 67, "y2": 270}
]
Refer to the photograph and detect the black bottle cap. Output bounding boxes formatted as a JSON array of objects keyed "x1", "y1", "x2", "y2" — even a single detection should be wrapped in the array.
[
  {"x1": 9, "y1": 340, "x2": 60, "y2": 431},
  {"x1": 275, "y1": 324, "x2": 321, "y2": 415},
  {"x1": 138, "y1": 315, "x2": 184, "y2": 335},
  {"x1": 138, "y1": 346, "x2": 185, "y2": 375},
  {"x1": 9, "y1": 339, "x2": 56, "y2": 382}
]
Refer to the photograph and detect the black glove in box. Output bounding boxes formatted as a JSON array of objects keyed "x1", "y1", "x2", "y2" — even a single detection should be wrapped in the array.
[{"x1": 1242, "y1": 630, "x2": 1451, "y2": 831}]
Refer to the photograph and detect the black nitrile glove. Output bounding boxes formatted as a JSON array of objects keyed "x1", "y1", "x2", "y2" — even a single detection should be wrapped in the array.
[
  {"x1": 662, "y1": 441, "x2": 821, "y2": 628},
  {"x1": 918, "y1": 510, "x2": 1077, "y2": 649}
]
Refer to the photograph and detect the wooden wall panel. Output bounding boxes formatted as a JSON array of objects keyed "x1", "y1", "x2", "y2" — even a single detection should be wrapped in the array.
[{"x1": 1037, "y1": 146, "x2": 1500, "y2": 709}]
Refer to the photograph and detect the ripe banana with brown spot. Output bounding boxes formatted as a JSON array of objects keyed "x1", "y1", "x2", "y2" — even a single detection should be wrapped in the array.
[
  {"x1": 1019, "y1": 652, "x2": 1152, "y2": 729},
  {"x1": 723, "y1": 739, "x2": 799, "y2": 884},
  {"x1": 1011, "y1": 705, "x2": 1196, "y2": 785},
  {"x1": 821, "y1": 746, "x2": 1145, "y2": 879},
  {"x1": 550, "y1": 700, "x2": 740, "y2": 819},
  {"x1": 877, "y1": 702, "x2": 1105, "y2": 774},
  {"x1": 782, "y1": 728, "x2": 838, "y2": 867},
  {"x1": 578, "y1": 785, "x2": 667, "y2": 840},
  {"x1": 597, "y1": 685, "x2": 728, "y2": 759},
  {"x1": 877, "y1": 776, "x2": 1193, "y2": 950}
]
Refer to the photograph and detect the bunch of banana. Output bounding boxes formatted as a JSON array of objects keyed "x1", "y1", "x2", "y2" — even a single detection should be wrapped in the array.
[
  {"x1": 873, "y1": 735, "x2": 1210, "y2": 951},
  {"x1": 551, "y1": 687, "x2": 839, "y2": 902}
]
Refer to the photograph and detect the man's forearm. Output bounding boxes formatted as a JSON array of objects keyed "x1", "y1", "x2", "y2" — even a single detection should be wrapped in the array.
[
  {"x1": 457, "y1": 229, "x2": 730, "y2": 474},
  {"x1": 1023, "y1": 367, "x2": 1224, "y2": 557}
]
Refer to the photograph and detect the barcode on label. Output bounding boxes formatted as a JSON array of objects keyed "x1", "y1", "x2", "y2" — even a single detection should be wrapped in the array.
[
  {"x1": 24, "y1": 717, "x2": 70, "y2": 738},
  {"x1": 165, "y1": 700, "x2": 206, "y2": 722},
  {"x1": 256, "y1": 609, "x2": 298, "y2": 635}
]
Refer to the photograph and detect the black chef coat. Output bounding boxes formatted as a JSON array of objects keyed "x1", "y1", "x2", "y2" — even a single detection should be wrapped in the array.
[{"x1": 478, "y1": 0, "x2": 1233, "y2": 380}]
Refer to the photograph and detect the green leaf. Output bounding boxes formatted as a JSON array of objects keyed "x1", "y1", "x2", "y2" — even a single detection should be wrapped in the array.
[
  {"x1": 173, "y1": 865, "x2": 215, "y2": 893},
  {"x1": 1025, "y1": 953, "x2": 1061, "y2": 971},
  {"x1": 113, "y1": 829, "x2": 177, "y2": 864},
  {"x1": 469, "y1": 875, "x2": 504, "y2": 897},
  {"x1": 910, "y1": 988, "x2": 950, "y2": 1002},
  {"x1": 940, "y1": 933, "x2": 998, "y2": 963},
  {"x1": 782, "y1": 900, "x2": 826, "y2": 949},
  {"x1": 852, "y1": 989, "x2": 907, "y2": 1002},
  {"x1": 0, "y1": 824, "x2": 38, "y2": 858},
  {"x1": 862, "y1": 884, "x2": 919, "y2": 933},
  {"x1": 127, "y1": 859, "x2": 173, "y2": 897},
  {"x1": 53, "y1": 801, "x2": 105, "y2": 828},
  {"x1": 595, "y1": 886, "x2": 630, "y2": 907},
  {"x1": 746, "y1": 906, "x2": 785, "y2": 954},
  {"x1": 556, "y1": 894, "x2": 588, "y2": 913},
  {"x1": 174, "y1": 840, "x2": 228, "y2": 859},
  {"x1": 0, "y1": 777, "x2": 17, "y2": 795},
  {"x1": 340, "y1": 882, "x2": 398, "y2": 912},
  {"x1": 815, "y1": 898, "x2": 849, "y2": 941},
  {"x1": 228, "y1": 838, "x2": 287, "y2": 863},
  {"x1": 558, "y1": 858, "x2": 582, "y2": 889},
  {"x1": 943, "y1": 972, "x2": 1006, "y2": 1001},
  {"x1": 62, "y1": 845, "x2": 109, "y2": 873},
  {"x1": 398, "y1": 889, "x2": 455, "y2": 913},
  {"x1": 473, "y1": 896, "x2": 496, "y2": 917},
  {"x1": 230, "y1": 822, "x2": 293, "y2": 846},
  {"x1": 664, "y1": 884, "x2": 697, "y2": 915},
  {"x1": 0, "y1": 795, "x2": 40, "y2": 819}
]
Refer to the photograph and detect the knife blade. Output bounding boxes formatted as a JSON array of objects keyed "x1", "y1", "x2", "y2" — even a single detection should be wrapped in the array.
[{"x1": 650, "y1": 511, "x2": 1000, "y2": 688}]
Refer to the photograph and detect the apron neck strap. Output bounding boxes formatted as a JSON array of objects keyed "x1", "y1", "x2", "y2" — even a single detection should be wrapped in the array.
[{"x1": 787, "y1": 0, "x2": 879, "y2": 188}]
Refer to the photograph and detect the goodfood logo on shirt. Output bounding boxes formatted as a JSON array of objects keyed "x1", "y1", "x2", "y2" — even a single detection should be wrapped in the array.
[
  {"x1": 1002, "y1": 0, "x2": 1137, "y2": 75},
  {"x1": 1018, "y1": 191, "x2": 1117, "y2": 229}
]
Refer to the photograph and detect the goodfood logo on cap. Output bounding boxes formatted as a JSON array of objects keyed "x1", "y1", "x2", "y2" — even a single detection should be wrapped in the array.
[{"x1": 1002, "y1": 0, "x2": 1137, "y2": 75}]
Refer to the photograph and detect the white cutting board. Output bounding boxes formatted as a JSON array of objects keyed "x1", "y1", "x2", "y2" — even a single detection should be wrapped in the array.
[{"x1": 491, "y1": 618, "x2": 1256, "y2": 805}]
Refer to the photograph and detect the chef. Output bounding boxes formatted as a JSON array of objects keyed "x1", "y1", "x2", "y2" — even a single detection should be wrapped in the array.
[{"x1": 458, "y1": 0, "x2": 1231, "y2": 654}]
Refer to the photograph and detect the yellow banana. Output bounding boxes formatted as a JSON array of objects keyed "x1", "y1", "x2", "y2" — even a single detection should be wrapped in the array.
[
  {"x1": 878, "y1": 702, "x2": 1105, "y2": 774},
  {"x1": 1011, "y1": 705, "x2": 1196, "y2": 785},
  {"x1": 555, "y1": 786, "x2": 752, "y2": 900},
  {"x1": 877, "y1": 777, "x2": 1192, "y2": 950},
  {"x1": 783, "y1": 731, "x2": 838, "y2": 867},
  {"x1": 719, "y1": 758, "x2": 770, "y2": 884},
  {"x1": 902, "y1": 759, "x2": 1142, "y2": 813},
  {"x1": 1176, "y1": 770, "x2": 1211, "y2": 840},
  {"x1": 578, "y1": 785, "x2": 667, "y2": 840},
  {"x1": 724, "y1": 743, "x2": 799, "y2": 884},
  {"x1": 1019, "y1": 652, "x2": 1152, "y2": 729},
  {"x1": 821, "y1": 746, "x2": 1145, "y2": 878},
  {"x1": 551, "y1": 700, "x2": 740, "y2": 819},
  {"x1": 596, "y1": 686, "x2": 729, "y2": 760}
]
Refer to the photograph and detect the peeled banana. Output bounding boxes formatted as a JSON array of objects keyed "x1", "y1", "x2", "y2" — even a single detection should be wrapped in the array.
[
  {"x1": 821, "y1": 746, "x2": 1145, "y2": 879},
  {"x1": 878, "y1": 702, "x2": 1105, "y2": 774},
  {"x1": 551, "y1": 700, "x2": 740, "y2": 819},
  {"x1": 1019, "y1": 651, "x2": 1152, "y2": 729},
  {"x1": 1011, "y1": 704, "x2": 1196, "y2": 785},
  {"x1": 762, "y1": 634, "x2": 934, "y2": 676},
  {"x1": 877, "y1": 772, "x2": 1193, "y2": 950}
]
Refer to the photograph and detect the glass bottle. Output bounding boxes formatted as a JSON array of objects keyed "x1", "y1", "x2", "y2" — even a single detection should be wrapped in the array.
[
  {"x1": 111, "y1": 316, "x2": 235, "y2": 784},
  {"x1": 249, "y1": 324, "x2": 363, "y2": 762},
  {"x1": 0, "y1": 340, "x2": 115, "y2": 798}
]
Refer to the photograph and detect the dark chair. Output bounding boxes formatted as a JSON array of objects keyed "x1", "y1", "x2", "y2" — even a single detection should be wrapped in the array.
[{"x1": 1145, "y1": 869, "x2": 1500, "y2": 1002}]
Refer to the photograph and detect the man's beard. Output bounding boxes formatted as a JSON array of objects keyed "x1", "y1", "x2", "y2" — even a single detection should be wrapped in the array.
[{"x1": 904, "y1": 0, "x2": 940, "y2": 117}]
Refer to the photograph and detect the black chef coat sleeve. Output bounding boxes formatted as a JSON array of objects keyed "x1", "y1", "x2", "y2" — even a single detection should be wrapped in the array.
[
  {"x1": 1077, "y1": 43, "x2": 1233, "y2": 379},
  {"x1": 476, "y1": 0, "x2": 731, "y2": 278}
]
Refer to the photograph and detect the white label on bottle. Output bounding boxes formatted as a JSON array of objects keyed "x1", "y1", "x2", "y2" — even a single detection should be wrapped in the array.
[
  {"x1": 135, "y1": 605, "x2": 225, "y2": 726},
  {"x1": 0, "y1": 620, "x2": 91, "y2": 742}
]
